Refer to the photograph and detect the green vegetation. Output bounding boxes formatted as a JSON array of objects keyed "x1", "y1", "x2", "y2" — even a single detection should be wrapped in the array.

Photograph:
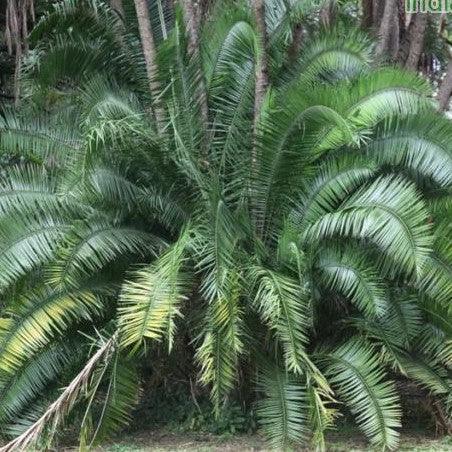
[
  {"x1": 98, "y1": 432, "x2": 452, "y2": 452},
  {"x1": 0, "y1": 0, "x2": 451, "y2": 451}
]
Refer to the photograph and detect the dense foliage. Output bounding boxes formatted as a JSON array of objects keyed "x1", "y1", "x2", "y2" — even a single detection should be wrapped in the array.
[{"x1": 0, "y1": 0, "x2": 451, "y2": 450}]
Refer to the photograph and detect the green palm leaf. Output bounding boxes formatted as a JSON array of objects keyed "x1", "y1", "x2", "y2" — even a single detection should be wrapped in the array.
[
  {"x1": 252, "y1": 267, "x2": 310, "y2": 374},
  {"x1": 48, "y1": 219, "x2": 165, "y2": 288},
  {"x1": 304, "y1": 176, "x2": 433, "y2": 278},
  {"x1": 315, "y1": 247, "x2": 388, "y2": 318},
  {"x1": 80, "y1": 350, "x2": 140, "y2": 447},
  {"x1": 321, "y1": 339, "x2": 401, "y2": 449},
  {"x1": 196, "y1": 271, "x2": 244, "y2": 413},
  {"x1": 256, "y1": 361, "x2": 308, "y2": 447},
  {"x1": 118, "y1": 229, "x2": 192, "y2": 352},
  {"x1": 0, "y1": 286, "x2": 101, "y2": 374}
]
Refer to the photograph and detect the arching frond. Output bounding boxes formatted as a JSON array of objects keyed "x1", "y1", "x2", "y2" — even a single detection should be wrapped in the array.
[
  {"x1": 30, "y1": 0, "x2": 123, "y2": 46},
  {"x1": 0, "y1": 332, "x2": 117, "y2": 452},
  {"x1": 207, "y1": 18, "x2": 256, "y2": 186},
  {"x1": 196, "y1": 271, "x2": 244, "y2": 413},
  {"x1": 399, "y1": 354, "x2": 452, "y2": 412},
  {"x1": 251, "y1": 267, "x2": 310, "y2": 374},
  {"x1": 303, "y1": 176, "x2": 433, "y2": 278},
  {"x1": 80, "y1": 350, "x2": 140, "y2": 447},
  {"x1": 417, "y1": 324, "x2": 452, "y2": 369},
  {"x1": 417, "y1": 253, "x2": 452, "y2": 311},
  {"x1": 0, "y1": 165, "x2": 76, "y2": 218},
  {"x1": 321, "y1": 339, "x2": 401, "y2": 450},
  {"x1": 0, "y1": 286, "x2": 101, "y2": 374},
  {"x1": 202, "y1": 4, "x2": 254, "y2": 86},
  {"x1": 335, "y1": 68, "x2": 432, "y2": 127},
  {"x1": 0, "y1": 342, "x2": 73, "y2": 425},
  {"x1": 297, "y1": 27, "x2": 373, "y2": 83},
  {"x1": 351, "y1": 296, "x2": 424, "y2": 369},
  {"x1": 0, "y1": 108, "x2": 82, "y2": 165},
  {"x1": 253, "y1": 92, "x2": 353, "y2": 238},
  {"x1": 48, "y1": 219, "x2": 164, "y2": 288},
  {"x1": 118, "y1": 229, "x2": 192, "y2": 352},
  {"x1": 367, "y1": 113, "x2": 452, "y2": 188},
  {"x1": 256, "y1": 361, "x2": 308, "y2": 447},
  {"x1": 313, "y1": 68, "x2": 433, "y2": 152},
  {"x1": 296, "y1": 154, "x2": 377, "y2": 228},
  {"x1": 315, "y1": 247, "x2": 387, "y2": 318},
  {"x1": 0, "y1": 213, "x2": 69, "y2": 292}
]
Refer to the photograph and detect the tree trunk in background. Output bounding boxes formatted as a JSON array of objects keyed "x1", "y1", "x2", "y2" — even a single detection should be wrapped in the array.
[
  {"x1": 320, "y1": 0, "x2": 337, "y2": 28},
  {"x1": 397, "y1": 0, "x2": 406, "y2": 55},
  {"x1": 252, "y1": 0, "x2": 269, "y2": 137},
  {"x1": 372, "y1": 0, "x2": 385, "y2": 30},
  {"x1": 12, "y1": 41, "x2": 21, "y2": 107},
  {"x1": 182, "y1": 0, "x2": 200, "y2": 57},
  {"x1": 403, "y1": 13, "x2": 427, "y2": 70},
  {"x1": 287, "y1": 22, "x2": 303, "y2": 63},
  {"x1": 361, "y1": 0, "x2": 373, "y2": 30},
  {"x1": 181, "y1": 0, "x2": 209, "y2": 129},
  {"x1": 438, "y1": 58, "x2": 452, "y2": 111},
  {"x1": 376, "y1": 0, "x2": 399, "y2": 59},
  {"x1": 133, "y1": 0, "x2": 165, "y2": 132},
  {"x1": 6, "y1": 0, "x2": 34, "y2": 106}
]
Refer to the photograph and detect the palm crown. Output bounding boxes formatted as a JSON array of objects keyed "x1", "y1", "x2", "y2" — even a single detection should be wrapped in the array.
[{"x1": 0, "y1": 0, "x2": 451, "y2": 450}]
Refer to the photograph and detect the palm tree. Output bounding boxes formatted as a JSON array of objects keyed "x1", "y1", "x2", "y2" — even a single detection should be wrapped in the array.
[{"x1": 0, "y1": 0, "x2": 451, "y2": 450}]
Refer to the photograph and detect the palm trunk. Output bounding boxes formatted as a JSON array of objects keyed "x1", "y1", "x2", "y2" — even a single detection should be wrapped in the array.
[
  {"x1": 252, "y1": 0, "x2": 269, "y2": 146},
  {"x1": 13, "y1": 41, "x2": 22, "y2": 107},
  {"x1": 402, "y1": 13, "x2": 427, "y2": 70},
  {"x1": 6, "y1": 0, "x2": 26, "y2": 107},
  {"x1": 375, "y1": 0, "x2": 399, "y2": 60},
  {"x1": 372, "y1": 0, "x2": 385, "y2": 30},
  {"x1": 251, "y1": 0, "x2": 269, "y2": 233},
  {"x1": 320, "y1": 0, "x2": 336, "y2": 28},
  {"x1": 133, "y1": 0, "x2": 165, "y2": 132},
  {"x1": 438, "y1": 59, "x2": 452, "y2": 111},
  {"x1": 361, "y1": 0, "x2": 373, "y2": 30},
  {"x1": 182, "y1": 0, "x2": 201, "y2": 58},
  {"x1": 287, "y1": 22, "x2": 303, "y2": 63},
  {"x1": 181, "y1": 0, "x2": 209, "y2": 129}
]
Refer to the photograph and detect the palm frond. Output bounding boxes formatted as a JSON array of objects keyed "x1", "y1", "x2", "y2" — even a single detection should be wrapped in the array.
[
  {"x1": 399, "y1": 354, "x2": 452, "y2": 412},
  {"x1": 80, "y1": 350, "x2": 140, "y2": 447},
  {"x1": 315, "y1": 246, "x2": 388, "y2": 318},
  {"x1": 118, "y1": 229, "x2": 192, "y2": 352},
  {"x1": 367, "y1": 113, "x2": 452, "y2": 188},
  {"x1": 0, "y1": 213, "x2": 69, "y2": 291},
  {"x1": 297, "y1": 27, "x2": 373, "y2": 84},
  {"x1": 256, "y1": 360, "x2": 308, "y2": 447},
  {"x1": 321, "y1": 339, "x2": 401, "y2": 450},
  {"x1": 196, "y1": 271, "x2": 244, "y2": 413},
  {"x1": 295, "y1": 154, "x2": 377, "y2": 228},
  {"x1": 47, "y1": 219, "x2": 164, "y2": 289},
  {"x1": 251, "y1": 267, "x2": 310, "y2": 374},
  {"x1": 0, "y1": 108, "x2": 82, "y2": 165},
  {"x1": 303, "y1": 176, "x2": 433, "y2": 278},
  {"x1": 0, "y1": 165, "x2": 77, "y2": 218},
  {"x1": 0, "y1": 286, "x2": 101, "y2": 374},
  {"x1": 0, "y1": 332, "x2": 117, "y2": 452},
  {"x1": 0, "y1": 341, "x2": 73, "y2": 426}
]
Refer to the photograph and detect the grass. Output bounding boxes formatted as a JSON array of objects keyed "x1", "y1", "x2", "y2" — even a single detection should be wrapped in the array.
[{"x1": 95, "y1": 430, "x2": 452, "y2": 451}]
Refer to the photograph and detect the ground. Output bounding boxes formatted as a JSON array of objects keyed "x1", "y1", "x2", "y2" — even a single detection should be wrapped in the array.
[{"x1": 94, "y1": 431, "x2": 452, "y2": 451}]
